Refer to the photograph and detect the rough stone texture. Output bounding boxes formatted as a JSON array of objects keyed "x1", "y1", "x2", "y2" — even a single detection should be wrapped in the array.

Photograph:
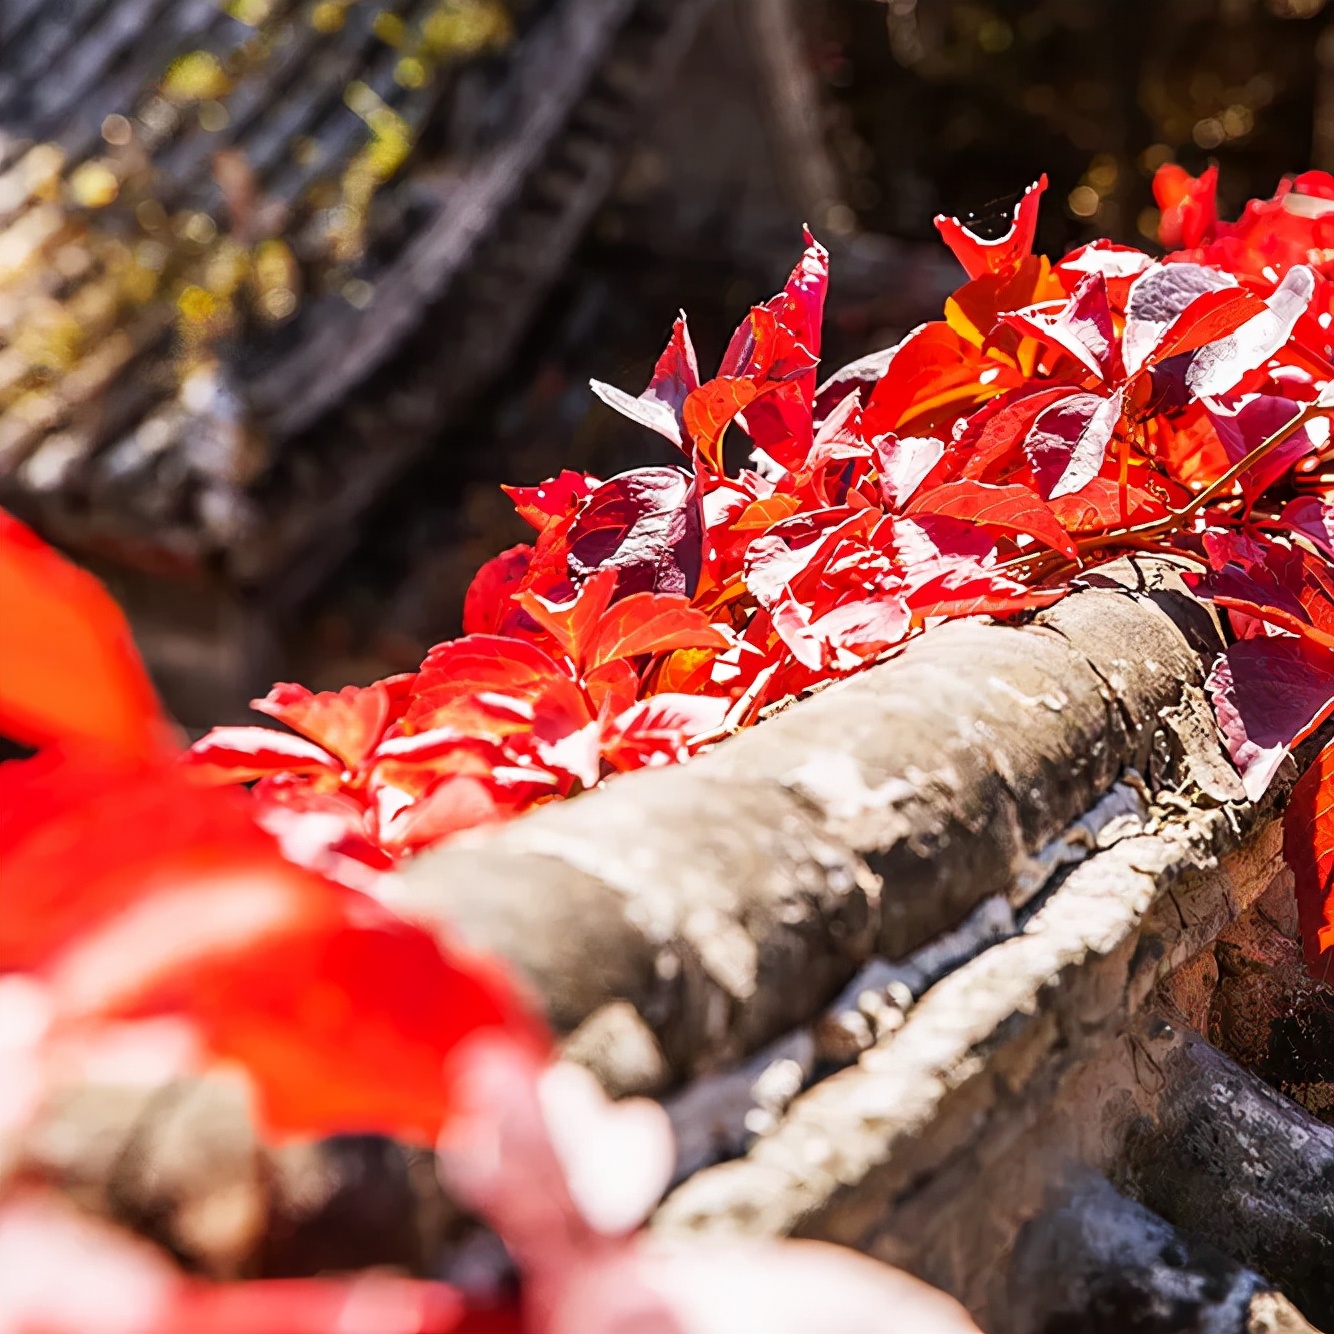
[
  {"x1": 652, "y1": 810, "x2": 1334, "y2": 1329},
  {"x1": 1003, "y1": 1173, "x2": 1269, "y2": 1334},
  {"x1": 22, "y1": 555, "x2": 1331, "y2": 1315},
  {"x1": 403, "y1": 556, "x2": 1231, "y2": 1091}
]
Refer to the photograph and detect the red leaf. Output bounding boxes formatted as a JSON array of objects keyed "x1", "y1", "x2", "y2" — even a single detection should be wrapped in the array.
[
  {"x1": 406, "y1": 636, "x2": 592, "y2": 741},
  {"x1": 376, "y1": 772, "x2": 544, "y2": 854},
  {"x1": 933, "y1": 175, "x2": 1047, "y2": 281},
  {"x1": 771, "y1": 594, "x2": 911, "y2": 672},
  {"x1": 1047, "y1": 478, "x2": 1167, "y2": 533},
  {"x1": 1206, "y1": 638, "x2": 1334, "y2": 801},
  {"x1": 1283, "y1": 740, "x2": 1334, "y2": 976},
  {"x1": 1189, "y1": 540, "x2": 1334, "y2": 652},
  {"x1": 875, "y1": 435, "x2": 946, "y2": 510},
  {"x1": 600, "y1": 693, "x2": 730, "y2": 772},
  {"x1": 906, "y1": 480, "x2": 1078, "y2": 559},
  {"x1": 590, "y1": 313, "x2": 700, "y2": 449},
  {"x1": 584, "y1": 657, "x2": 641, "y2": 716},
  {"x1": 958, "y1": 383, "x2": 1075, "y2": 482},
  {"x1": 862, "y1": 323, "x2": 987, "y2": 436},
  {"x1": 1055, "y1": 240, "x2": 1152, "y2": 304},
  {"x1": 0, "y1": 752, "x2": 546, "y2": 1143},
  {"x1": 1001, "y1": 271, "x2": 1120, "y2": 380},
  {"x1": 683, "y1": 377, "x2": 761, "y2": 472},
  {"x1": 586, "y1": 594, "x2": 728, "y2": 669},
  {"x1": 1281, "y1": 496, "x2": 1334, "y2": 558},
  {"x1": 184, "y1": 726, "x2": 339, "y2": 785},
  {"x1": 1203, "y1": 393, "x2": 1319, "y2": 507},
  {"x1": 501, "y1": 471, "x2": 598, "y2": 531},
  {"x1": 463, "y1": 545, "x2": 535, "y2": 637},
  {"x1": 1147, "y1": 285, "x2": 1269, "y2": 366},
  {"x1": 516, "y1": 567, "x2": 618, "y2": 669},
  {"x1": 1153, "y1": 162, "x2": 1218, "y2": 250},
  {"x1": 1186, "y1": 264, "x2": 1316, "y2": 398},
  {"x1": 719, "y1": 233, "x2": 828, "y2": 391},
  {"x1": 1023, "y1": 389, "x2": 1124, "y2": 500},
  {"x1": 907, "y1": 569, "x2": 1064, "y2": 621},
  {"x1": 1121, "y1": 261, "x2": 1236, "y2": 376},
  {"x1": 742, "y1": 509, "x2": 874, "y2": 611},
  {"x1": 252, "y1": 681, "x2": 397, "y2": 770},
  {"x1": 0, "y1": 510, "x2": 169, "y2": 760}
]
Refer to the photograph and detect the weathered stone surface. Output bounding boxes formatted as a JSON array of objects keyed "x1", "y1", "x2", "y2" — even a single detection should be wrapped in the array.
[
  {"x1": 403, "y1": 556, "x2": 1235, "y2": 1091},
  {"x1": 652, "y1": 811, "x2": 1334, "y2": 1328}
]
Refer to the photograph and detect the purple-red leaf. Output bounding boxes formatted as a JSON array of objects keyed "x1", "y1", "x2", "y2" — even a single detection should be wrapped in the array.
[
  {"x1": 586, "y1": 595, "x2": 728, "y2": 669},
  {"x1": 1023, "y1": 389, "x2": 1124, "y2": 500},
  {"x1": 590, "y1": 314, "x2": 700, "y2": 450},
  {"x1": 567, "y1": 467, "x2": 702, "y2": 598},
  {"x1": 1281, "y1": 496, "x2": 1334, "y2": 558},
  {"x1": 1207, "y1": 638, "x2": 1334, "y2": 801}
]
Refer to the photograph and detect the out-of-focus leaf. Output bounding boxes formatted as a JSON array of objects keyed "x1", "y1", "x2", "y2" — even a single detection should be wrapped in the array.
[{"x1": 0, "y1": 512, "x2": 170, "y2": 760}]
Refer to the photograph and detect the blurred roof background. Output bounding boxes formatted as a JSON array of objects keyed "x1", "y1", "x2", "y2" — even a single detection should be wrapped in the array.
[{"x1": 1, "y1": 0, "x2": 1330, "y2": 723}]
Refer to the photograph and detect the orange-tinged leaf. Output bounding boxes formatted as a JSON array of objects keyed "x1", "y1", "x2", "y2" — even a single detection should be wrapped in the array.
[
  {"x1": 1048, "y1": 478, "x2": 1167, "y2": 533},
  {"x1": 0, "y1": 511, "x2": 169, "y2": 759},
  {"x1": 683, "y1": 377, "x2": 761, "y2": 472},
  {"x1": 944, "y1": 255, "x2": 1052, "y2": 347},
  {"x1": 583, "y1": 656, "x2": 640, "y2": 716},
  {"x1": 2, "y1": 749, "x2": 546, "y2": 1145},
  {"x1": 463, "y1": 545, "x2": 534, "y2": 636},
  {"x1": 1283, "y1": 741, "x2": 1334, "y2": 978},
  {"x1": 586, "y1": 594, "x2": 729, "y2": 669},
  {"x1": 406, "y1": 636, "x2": 592, "y2": 740},
  {"x1": 516, "y1": 567, "x2": 617, "y2": 669},
  {"x1": 184, "y1": 726, "x2": 339, "y2": 785},
  {"x1": 501, "y1": 471, "x2": 597, "y2": 531},
  {"x1": 906, "y1": 480, "x2": 1078, "y2": 560},
  {"x1": 1153, "y1": 162, "x2": 1218, "y2": 249},
  {"x1": 252, "y1": 681, "x2": 397, "y2": 770},
  {"x1": 652, "y1": 646, "x2": 719, "y2": 695}
]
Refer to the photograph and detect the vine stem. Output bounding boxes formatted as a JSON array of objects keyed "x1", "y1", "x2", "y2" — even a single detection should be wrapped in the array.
[{"x1": 998, "y1": 397, "x2": 1332, "y2": 583}]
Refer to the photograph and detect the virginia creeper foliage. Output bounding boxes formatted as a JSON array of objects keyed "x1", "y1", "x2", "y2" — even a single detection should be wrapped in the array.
[
  {"x1": 190, "y1": 167, "x2": 1334, "y2": 973},
  {"x1": 3, "y1": 162, "x2": 1334, "y2": 1330}
]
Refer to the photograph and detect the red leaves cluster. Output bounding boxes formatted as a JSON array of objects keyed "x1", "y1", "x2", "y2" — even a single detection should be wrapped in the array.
[
  {"x1": 182, "y1": 174, "x2": 1334, "y2": 971},
  {"x1": 187, "y1": 567, "x2": 728, "y2": 868},
  {"x1": 0, "y1": 529, "x2": 547, "y2": 1145},
  {"x1": 184, "y1": 169, "x2": 1334, "y2": 971},
  {"x1": 4, "y1": 163, "x2": 1334, "y2": 1329}
]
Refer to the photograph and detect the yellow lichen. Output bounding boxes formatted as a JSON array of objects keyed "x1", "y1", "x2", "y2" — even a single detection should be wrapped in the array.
[
  {"x1": 224, "y1": 0, "x2": 276, "y2": 23},
  {"x1": 329, "y1": 84, "x2": 414, "y2": 261},
  {"x1": 252, "y1": 237, "x2": 300, "y2": 321},
  {"x1": 373, "y1": 12, "x2": 408, "y2": 47},
  {"x1": 310, "y1": 1, "x2": 348, "y2": 33},
  {"x1": 163, "y1": 51, "x2": 232, "y2": 103},
  {"x1": 419, "y1": 0, "x2": 512, "y2": 60},
  {"x1": 68, "y1": 161, "x2": 121, "y2": 209}
]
